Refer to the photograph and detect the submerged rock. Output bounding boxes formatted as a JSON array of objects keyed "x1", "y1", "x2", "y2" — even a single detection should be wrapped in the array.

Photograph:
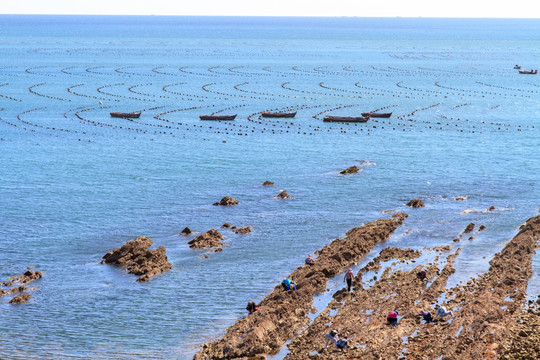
[
  {"x1": 101, "y1": 236, "x2": 172, "y2": 282},
  {"x1": 179, "y1": 227, "x2": 192, "y2": 235},
  {"x1": 262, "y1": 181, "x2": 274, "y2": 186},
  {"x1": 406, "y1": 198, "x2": 425, "y2": 208},
  {"x1": 275, "y1": 190, "x2": 292, "y2": 199},
  {"x1": 221, "y1": 222, "x2": 232, "y2": 228},
  {"x1": 188, "y1": 229, "x2": 224, "y2": 249},
  {"x1": 478, "y1": 225, "x2": 486, "y2": 231},
  {"x1": 340, "y1": 165, "x2": 360, "y2": 175},
  {"x1": 213, "y1": 196, "x2": 238, "y2": 206}
]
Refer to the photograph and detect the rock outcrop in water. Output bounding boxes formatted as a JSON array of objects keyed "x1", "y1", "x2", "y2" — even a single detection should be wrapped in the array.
[
  {"x1": 9, "y1": 293, "x2": 31, "y2": 304},
  {"x1": 101, "y1": 236, "x2": 172, "y2": 282},
  {"x1": 339, "y1": 165, "x2": 360, "y2": 175},
  {"x1": 194, "y1": 212, "x2": 407, "y2": 360},
  {"x1": 406, "y1": 198, "x2": 425, "y2": 208},
  {"x1": 180, "y1": 227, "x2": 192, "y2": 235},
  {"x1": 275, "y1": 190, "x2": 292, "y2": 199},
  {"x1": 213, "y1": 196, "x2": 238, "y2": 206},
  {"x1": 233, "y1": 226, "x2": 252, "y2": 235},
  {"x1": 1, "y1": 267, "x2": 42, "y2": 305},
  {"x1": 262, "y1": 181, "x2": 274, "y2": 186},
  {"x1": 188, "y1": 229, "x2": 224, "y2": 249},
  {"x1": 463, "y1": 222, "x2": 475, "y2": 233}
]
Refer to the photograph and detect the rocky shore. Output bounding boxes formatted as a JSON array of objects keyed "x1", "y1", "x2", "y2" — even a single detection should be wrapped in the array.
[
  {"x1": 101, "y1": 236, "x2": 172, "y2": 282},
  {"x1": 194, "y1": 214, "x2": 540, "y2": 360},
  {"x1": 194, "y1": 212, "x2": 408, "y2": 359}
]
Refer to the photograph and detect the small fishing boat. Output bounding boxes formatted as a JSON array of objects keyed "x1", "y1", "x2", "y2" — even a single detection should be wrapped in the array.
[
  {"x1": 261, "y1": 111, "x2": 297, "y2": 118},
  {"x1": 323, "y1": 115, "x2": 369, "y2": 123},
  {"x1": 110, "y1": 111, "x2": 141, "y2": 118},
  {"x1": 199, "y1": 114, "x2": 237, "y2": 120},
  {"x1": 513, "y1": 65, "x2": 521, "y2": 69},
  {"x1": 361, "y1": 112, "x2": 392, "y2": 118},
  {"x1": 518, "y1": 69, "x2": 537, "y2": 74}
]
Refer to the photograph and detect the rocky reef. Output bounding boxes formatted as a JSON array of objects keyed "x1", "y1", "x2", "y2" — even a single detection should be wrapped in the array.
[
  {"x1": 406, "y1": 198, "x2": 425, "y2": 208},
  {"x1": 194, "y1": 212, "x2": 408, "y2": 359},
  {"x1": 101, "y1": 236, "x2": 172, "y2": 282},
  {"x1": 283, "y1": 214, "x2": 540, "y2": 359},
  {"x1": 339, "y1": 165, "x2": 360, "y2": 175},
  {"x1": 1, "y1": 267, "x2": 42, "y2": 305},
  {"x1": 180, "y1": 227, "x2": 192, "y2": 235},
  {"x1": 275, "y1": 190, "x2": 292, "y2": 199},
  {"x1": 188, "y1": 229, "x2": 224, "y2": 249},
  {"x1": 213, "y1": 196, "x2": 238, "y2": 206}
]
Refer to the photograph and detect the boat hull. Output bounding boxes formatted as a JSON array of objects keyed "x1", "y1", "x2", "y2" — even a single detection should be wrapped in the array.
[
  {"x1": 261, "y1": 111, "x2": 297, "y2": 118},
  {"x1": 361, "y1": 112, "x2": 392, "y2": 118},
  {"x1": 323, "y1": 115, "x2": 369, "y2": 123},
  {"x1": 110, "y1": 112, "x2": 141, "y2": 118},
  {"x1": 199, "y1": 115, "x2": 237, "y2": 120}
]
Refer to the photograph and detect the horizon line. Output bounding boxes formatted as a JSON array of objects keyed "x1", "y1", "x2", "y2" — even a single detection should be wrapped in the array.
[{"x1": 1, "y1": 14, "x2": 539, "y2": 19}]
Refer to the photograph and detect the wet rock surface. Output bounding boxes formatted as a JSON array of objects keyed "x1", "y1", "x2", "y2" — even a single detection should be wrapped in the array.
[
  {"x1": 283, "y1": 215, "x2": 540, "y2": 359},
  {"x1": 406, "y1": 198, "x2": 425, "y2": 208},
  {"x1": 339, "y1": 165, "x2": 360, "y2": 175},
  {"x1": 194, "y1": 212, "x2": 408, "y2": 360},
  {"x1": 101, "y1": 236, "x2": 172, "y2": 282},
  {"x1": 9, "y1": 293, "x2": 31, "y2": 304},
  {"x1": 213, "y1": 196, "x2": 238, "y2": 206},
  {"x1": 276, "y1": 190, "x2": 292, "y2": 199},
  {"x1": 262, "y1": 181, "x2": 274, "y2": 186},
  {"x1": 188, "y1": 229, "x2": 224, "y2": 249}
]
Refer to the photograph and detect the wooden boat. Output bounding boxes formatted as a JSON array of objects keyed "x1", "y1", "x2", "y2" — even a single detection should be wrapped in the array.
[
  {"x1": 361, "y1": 112, "x2": 392, "y2": 118},
  {"x1": 199, "y1": 114, "x2": 237, "y2": 120},
  {"x1": 323, "y1": 115, "x2": 369, "y2": 123},
  {"x1": 261, "y1": 111, "x2": 297, "y2": 118},
  {"x1": 518, "y1": 69, "x2": 537, "y2": 74},
  {"x1": 110, "y1": 111, "x2": 141, "y2": 118}
]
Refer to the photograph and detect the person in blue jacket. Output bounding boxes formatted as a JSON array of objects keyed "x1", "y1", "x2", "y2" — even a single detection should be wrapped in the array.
[{"x1": 281, "y1": 278, "x2": 296, "y2": 291}]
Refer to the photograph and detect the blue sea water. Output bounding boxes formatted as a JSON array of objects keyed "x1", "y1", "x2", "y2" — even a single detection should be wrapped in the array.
[{"x1": 0, "y1": 15, "x2": 539, "y2": 359}]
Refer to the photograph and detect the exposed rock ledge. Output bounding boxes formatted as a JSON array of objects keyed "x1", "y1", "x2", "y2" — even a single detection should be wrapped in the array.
[
  {"x1": 188, "y1": 229, "x2": 224, "y2": 249},
  {"x1": 194, "y1": 212, "x2": 408, "y2": 359},
  {"x1": 101, "y1": 236, "x2": 172, "y2": 282}
]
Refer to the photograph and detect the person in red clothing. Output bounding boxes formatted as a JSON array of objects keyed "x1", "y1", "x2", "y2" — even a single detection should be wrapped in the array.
[
  {"x1": 344, "y1": 268, "x2": 354, "y2": 292},
  {"x1": 387, "y1": 310, "x2": 399, "y2": 327},
  {"x1": 246, "y1": 301, "x2": 259, "y2": 314}
]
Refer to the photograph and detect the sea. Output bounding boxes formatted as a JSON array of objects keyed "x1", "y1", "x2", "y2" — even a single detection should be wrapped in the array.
[{"x1": 0, "y1": 15, "x2": 539, "y2": 359}]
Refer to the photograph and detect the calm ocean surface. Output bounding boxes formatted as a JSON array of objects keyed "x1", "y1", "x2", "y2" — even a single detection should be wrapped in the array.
[{"x1": 0, "y1": 15, "x2": 539, "y2": 359}]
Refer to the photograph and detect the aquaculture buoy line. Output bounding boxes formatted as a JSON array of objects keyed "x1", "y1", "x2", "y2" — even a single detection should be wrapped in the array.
[{"x1": 1, "y1": 60, "x2": 537, "y2": 139}]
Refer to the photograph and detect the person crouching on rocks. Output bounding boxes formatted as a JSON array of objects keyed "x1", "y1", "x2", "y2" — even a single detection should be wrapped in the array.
[
  {"x1": 246, "y1": 301, "x2": 259, "y2": 314},
  {"x1": 324, "y1": 329, "x2": 339, "y2": 350},
  {"x1": 344, "y1": 268, "x2": 354, "y2": 292},
  {"x1": 416, "y1": 270, "x2": 427, "y2": 282},
  {"x1": 436, "y1": 304, "x2": 454, "y2": 320},
  {"x1": 305, "y1": 254, "x2": 315, "y2": 265},
  {"x1": 417, "y1": 310, "x2": 433, "y2": 323},
  {"x1": 281, "y1": 278, "x2": 296, "y2": 291},
  {"x1": 387, "y1": 310, "x2": 399, "y2": 327}
]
